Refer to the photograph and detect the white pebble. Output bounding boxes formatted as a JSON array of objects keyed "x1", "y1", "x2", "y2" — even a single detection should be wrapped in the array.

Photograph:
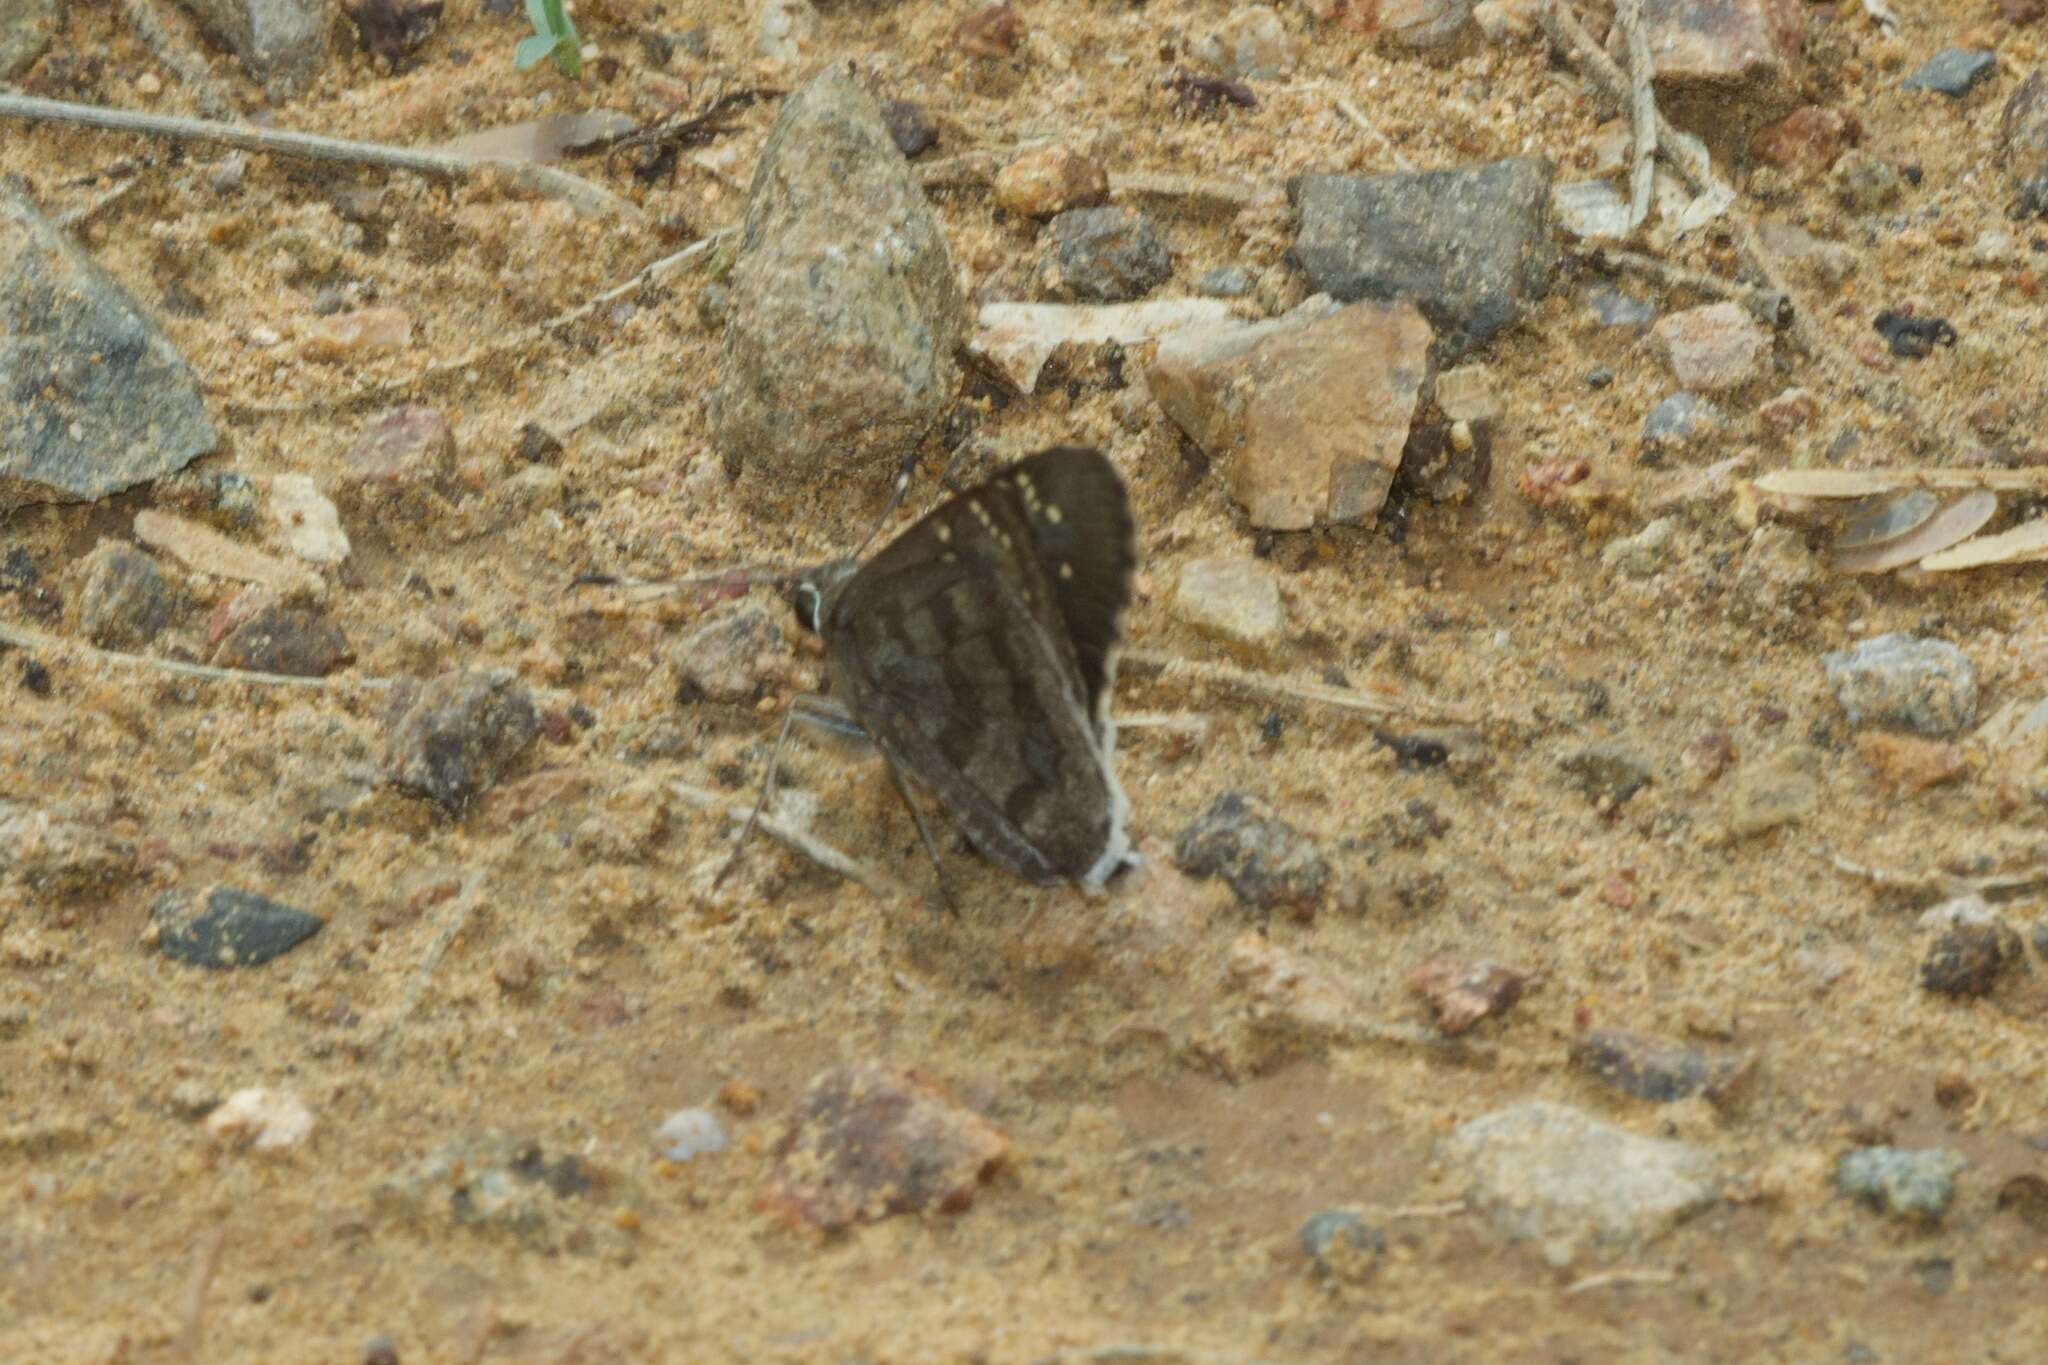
[
  {"x1": 655, "y1": 1107, "x2": 729, "y2": 1162},
  {"x1": 205, "y1": 1088, "x2": 314, "y2": 1153}
]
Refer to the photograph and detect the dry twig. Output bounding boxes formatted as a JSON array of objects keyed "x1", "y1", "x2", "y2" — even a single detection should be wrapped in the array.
[
  {"x1": 378, "y1": 871, "x2": 487, "y2": 1062},
  {"x1": 0, "y1": 621, "x2": 394, "y2": 691},
  {"x1": 1562, "y1": 1268, "x2": 1677, "y2": 1296},
  {"x1": 1122, "y1": 649, "x2": 1480, "y2": 726},
  {"x1": 670, "y1": 781, "x2": 909, "y2": 900},
  {"x1": 178, "y1": 1223, "x2": 229, "y2": 1363},
  {"x1": 0, "y1": 93, "x2": 646, "y2": 223},
  {"x1": 1613, "y1": 0, "x2": 1657, "y2": 231}
]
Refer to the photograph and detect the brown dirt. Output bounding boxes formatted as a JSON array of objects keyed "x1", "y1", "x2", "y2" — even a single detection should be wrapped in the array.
[{"x1": 7, "y1": 1, "x2": 2048, "y2": 1360}]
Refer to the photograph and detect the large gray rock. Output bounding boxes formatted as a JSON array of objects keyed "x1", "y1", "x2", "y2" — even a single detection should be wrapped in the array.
[
  {"x1": 1288, "y1": 158, "x2": 1554, "y2": 360},
  {"x1": 176, "y1": 0, "x2": 332, "y2": 99},
  {"x1": 0, "y1": 184, "x2": 217, "y2": 511},
  {"x1": 1445, "y1": 1101, "x2": 1720, "y2": 1263},
  {"x1": 0, "y1": 0, "x2": 61, "y2": 80},
  {"x1": 710, "y1": 63, "x2": 966, "y2": 482}
]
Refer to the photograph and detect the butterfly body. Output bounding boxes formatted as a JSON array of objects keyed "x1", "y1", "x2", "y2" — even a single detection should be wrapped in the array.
[{"x1": 793, "y1": 447, "x2": 1138, "y2": 891}]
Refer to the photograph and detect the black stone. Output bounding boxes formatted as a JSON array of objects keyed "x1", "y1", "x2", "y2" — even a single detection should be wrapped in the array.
[
  {"x1": 1560, "y1": 745, "x2": 1652, "y2": 805},
  {"x1": 20, "y1": 657, "x2": 50, "y2": 696},
  {"x1": 1289, "y1": 158, "x2": 1555, "y2": 360},
  {"x1": 154, "y1": 886, "x2": 324, "y2": 969},
  {"x1": 1920, "y1": 923, "x2": 2017, "y2": 997},
  {"x1": 0, "y1": 547, "x2": 36, "y2": 592},
  {"x1": 1873, "y1": 311, "x2": 1958, "y2": 359}
]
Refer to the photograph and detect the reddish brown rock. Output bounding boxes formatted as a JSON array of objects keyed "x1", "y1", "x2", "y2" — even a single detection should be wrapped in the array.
[
  {"x1": 1653, "y1": 302, "x2": 1769, "y2": 391},
  {"x1": 1148, "y1": 299, "x2": 1432, "y2": 529},
  {"x1": 954, "y1": 3, "x2": 1024, "y2": 56},
  {"x1": 1856, "y1": 732, "x2": 1969, "y2": 794},
  {"x1": 1641, "y1": 0, "x2": 1805, "y2": 113},
  {"x1": 1517, "y1": 457, "x2": 1591, "y2": 507},
  {"x1": 1758, "y1": 386, "x2": 1819, "y2": 435},
  {"x1": 344, "y1": 406, "x2": 456, "y2": 489},
  {"x1": 1406, "y1": 959, "x2": 1527, "y2": 1035},
  {"x1": 213, "y1": 604, "x2": 352, "y2": 677},
  {"x1": 993, "y1": 144, "x2": 1109, "y2": 219},
  {"x1": 1751, "y1": 106, "x2": 1859, "y2": 173},
  {"x1": 764, "y1": 1063, "x2": 1009, "y2": 1232}
]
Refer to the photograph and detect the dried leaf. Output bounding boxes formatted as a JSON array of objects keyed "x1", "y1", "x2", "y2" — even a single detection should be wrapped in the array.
[
  {"x1": 434, "y1": 113, "x2": 637, "y2": 164},
  {"x1": 1755, "y1": 467, "x2": 2048, "y2": 498},
  {"x1": 1833, "y1": 492, "x2": 1997, "y2": 574},
  {"x1": 1919, "y1": 515, "x2": 2048, "y2": 571}
]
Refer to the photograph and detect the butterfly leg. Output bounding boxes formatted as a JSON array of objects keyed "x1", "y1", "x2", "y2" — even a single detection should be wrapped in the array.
[
  {"x1": 713, "y1": 693, "x2": 853, "y2": 889},
  {"x1": 877, "y1": 751, "x2": 959, "y2": 915}
]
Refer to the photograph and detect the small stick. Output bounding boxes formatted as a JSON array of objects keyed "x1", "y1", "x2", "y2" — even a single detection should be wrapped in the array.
[
  {"x1": 1859, "y1": 0, "x2": 1901, "y2": 33},
  {"x1": 377, "y1": 871, "x2": 487, "y2": 1062},
  {"x1": 179, "y1": 1222, "x2": 229, "y2": 1363},
  {"x1": 55, "y1": 173, "x2": 144, "y2": 231},
  {"x1": 671, "y1": 781, "x2": 909, "y2": 899},
  {"x1": 0, "y1": 93, "x2": 646, "y2": 224},
  {"x1": 221, "y1": 229, "x2": 735, "y2": 416},
  {"x1": 1614, "y1": 0, "x2": 1657, "y2": 232},
  {"x1": 1589, "y1": 248, "x2": 1789, "y2": 328},
  {"x1": 1375, "y1": 1199, "x2": 1469, "y2": 1220},
  {"x1": 1332, "y1": 94, "x2": 1416, "y2": 173},
  {"x1": 1121, "y1": 649, "x2": 1480, "y2": 726},
  {"x1": 0, "y1": 621, "x2": 394, "y2": 691},
  {"x1": 1562, "y1": 1268, "x2": 1677, "y2": 1296}
]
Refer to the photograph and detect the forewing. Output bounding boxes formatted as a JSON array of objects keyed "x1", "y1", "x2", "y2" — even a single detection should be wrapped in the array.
[{"x1": 822, "y1": 465, "x2": 1123, "y2": 883}]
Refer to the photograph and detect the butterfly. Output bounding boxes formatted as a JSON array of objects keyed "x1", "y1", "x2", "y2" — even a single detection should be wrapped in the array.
[{"x1": 727, "y1": 446, "x2": 1139, "y2": 895}]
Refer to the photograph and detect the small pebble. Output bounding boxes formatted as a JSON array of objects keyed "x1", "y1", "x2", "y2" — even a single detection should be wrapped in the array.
[
  {"x1": 655, "y1": 1107, "x2": 729, "y2": 1162},
  {"x1": 154, "y1": 886, "x2": 325, "y2": 970},
  {"x1": 1037, "y1": 206, "x2": 1172, "y2": 303},
  {"x1": 1921, "y1": 922, "x2": 2019, "y2": 997},
  {"x1": 1299, "y1": 1210, "x2": 1385, "y2": 1275},
  {"x1": 880, "y1": 99, "x2": 937, "y2": 159},
  {"x1": 1823, "y1": 634, "x2": 1977, "y2": 736},
  {"x1": 1902, "y1": 49, "x2": 1998, "y2": 98},
  {"x1": 1837, "y1": 1147, "x2": 1966, "y2": 1224},
  {"x1": 1642, "y1": 392, "x2": 1724, "y2": 450},
  {"x1": 1587, "y1": 288, "x2": 1655, "y2": 327},
  {"x1": 994, "y1": 144, "x2": 1108, "y2": 219},
  {"x1": 1173, "y1": 791, "x2": 1329, "y2": 915},
  {"x1": 1172, "y1": 557, "x2": 1286, "y2": 648},
  {"x1": 1586, "y1": 365, "x2": 1613, "y2": 388},
  {"x1": 78, "y1": 541, "x2": 174, "y2": 650},
  {"x1": 206, "y1": 1087, "x2": 315, "y2": 1153},
  {"x1": 1652, "y1": 302, "x2": 1769, "y2": 390}
]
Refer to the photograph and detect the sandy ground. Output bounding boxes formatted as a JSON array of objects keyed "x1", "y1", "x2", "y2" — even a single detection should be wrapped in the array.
[{"x1": 7, "y1": 0, "x2": 2048, "y2": 1360}]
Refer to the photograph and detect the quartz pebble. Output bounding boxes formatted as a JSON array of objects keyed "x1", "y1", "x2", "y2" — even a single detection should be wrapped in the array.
[
  {"x1": 206, "y1": 1087, "x2": 315, "y2": 1153},
  {"x1": 1172, "y1": 557, "x2": 1286, "y2": 647},
  {"x1": 654, "y1": 1107, "x2": 729, "y2": 1162}
]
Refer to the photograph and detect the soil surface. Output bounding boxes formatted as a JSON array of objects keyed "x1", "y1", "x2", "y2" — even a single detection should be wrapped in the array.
[{"x1": 6, "y1": 1, "x2": 2048, "y2": 1361}]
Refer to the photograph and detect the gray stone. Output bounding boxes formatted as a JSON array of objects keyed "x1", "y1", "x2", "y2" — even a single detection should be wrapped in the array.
[
  {"x1": 0, "y1": 184, "x2": 217, "y2": 510},
  {"x1": 1643, "y1": 391, "x2": 1725, "y2": 449},
  {"x1": 1193, "y1": 5, "x2": 1298, "y2": 80},
  {"x1": 1903, "y1": 49, "x2": 1997, "y2": 98},
  {"x1": 1837, "y1": 1147, "x2": 1966, "y2": 1224},
  {"x1": 176, "y1": 0, "x2": 332, "y2": 100},
  {"x1": 1299, "y1": 1210, "x2": 1384, "y2": 1275},
  {"x1": 1560, "y1": 744, "x2": 1652, "y2": 805},
  {"x1": 1445, "y1": 1101, "x2": 1720, "y2": 1261},
  {"x1": 1173, "y1": 792, "x2": 1330, "y2": 914},
  {"x1": 1038, "y1": 207, "x2": 1172, "y2": 303},
  {"x1": 0, "y1": 0, "x2": 60, "y2": 80},
  {"x1": 1194, "y1": 265, "x2": 1257, "y2": 298},
  {"x1": 377, "y1": 1132, "x2": 637, "y2": 1254},
  {"x1": 78, "y1": 541, "x2": 173, "y2": 649},
  {"x1": 385, "y1": 668, "x2": 542, "y2": 812},
  {"x1": 710, "y1": 63, "x2": 966, "y2": 483},
  {"x1": 670, "y1": 601, "x2": 784, "y2": 704},
  {"x1": 880, "y1": 99, "x2": 936, "y2": 159},
  {"x1": 654, "y1": 1108, "x2": 729, "y2": 1162},
  {"x1": 1288, "y1": 158, "x2": 1554, "y2": 359},
  {"x1": 1823, "y1": 634, "x2": 1977, "y2": 736},
  {"x1": 1588, "y1": 287, "x2": 1655, "y2": 327},
  {"x1": 213, "y1": 604, "x2": 352, "y2": 677},
  {"x1": 153, "y1": 886, "x2": 324, "y2": 969}
]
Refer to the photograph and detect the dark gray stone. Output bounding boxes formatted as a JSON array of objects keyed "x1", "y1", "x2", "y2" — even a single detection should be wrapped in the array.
[
  {"x1": 1037, "y1": 207, "x2": 1172, "y2": 303},
  {"x1": 710, "y1": 63, "x2": 966, "y2": 482},
  {"x1": 1822, "y1": 633, "x2": 1977, "y2": 735},
  {"x1": 154, "y1": 886, "x2": 324, "y2": 969},
  {"x1": 0, "y1": 0, "x2": 61, "y2": 80},
  {"x1": 670, "y1": 601, "x2": 784, "y2": 704},
  {"x1": 1920, "y1": 922, "x2": 2019, "y2": 997},
  {"x1": 1173, "y1": 792, "x2": 1329, "y2": 914},
  {"x1": 1288, "y1": 158, "x2": 1555, "y2": 359},
  {"x1": 78, "y1": 541, "x2": 173, "y2": 649},
  {"x1": 1570, "y1": 1029, "x2": 1750, "y2": 1103},
  {"x1": 174, "y1": 0, "x2": 331, "y2": 99},
  {"x1": 1903, "y1": 49, "x2": 1997, "y2": 99},
  {"x1": 0, "y1": 183, "x2": 217, "y2": 510},
  {"x1": 1837, "y1": 1147, "x2": 1965, "y2": 1224},
  {"x1": 880, "y1": 99, "x2": 937, "y2": 158},
  {"x1": 385, "y1": 668, "x2": 542, "y2": 812},
  {"x1": 1194, "y1": 265, "x2": 1257, "y2": 298}
]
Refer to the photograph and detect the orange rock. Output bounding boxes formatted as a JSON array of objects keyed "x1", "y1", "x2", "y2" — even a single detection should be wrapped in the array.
[
  {"x1": 992, "y1": 144, "x2": 1108, "y2": 219},
  {"x1": 1855, "y1": 731, "x2": 1968, "y2": 793}
]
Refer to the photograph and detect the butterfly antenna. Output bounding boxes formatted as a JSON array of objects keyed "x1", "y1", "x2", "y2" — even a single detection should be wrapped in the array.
[
  {"x1": 568, "y1": 566, "x2": 786, "y2": 599},
  {"x1": 849, "y1": 449, "x2": 924, "y2": 560}
]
